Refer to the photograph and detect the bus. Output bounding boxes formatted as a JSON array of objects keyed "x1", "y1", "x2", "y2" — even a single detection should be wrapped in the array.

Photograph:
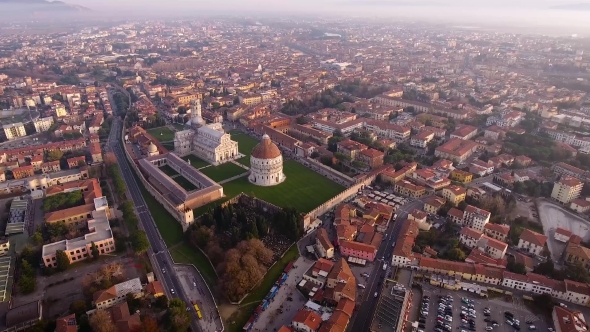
[{"x1": 192, "y1": 301, "x2": 203, "y2": 319}]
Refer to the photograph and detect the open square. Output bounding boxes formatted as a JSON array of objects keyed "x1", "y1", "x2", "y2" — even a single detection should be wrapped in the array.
[
  {"x1": 199, "y1": 162, "x2": 247, "y2": 182},
  {"x1": 147, "y1": 126, "x2": 176, "y2": 142}
]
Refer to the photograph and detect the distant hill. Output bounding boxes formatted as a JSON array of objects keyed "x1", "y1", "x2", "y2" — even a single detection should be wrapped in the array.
[
  {"x1": 0, "y1": 0, "x2": 90, "y2": 12},
  {"x1": 551, "y1": 3, "x2": 590, "y2": 10}
]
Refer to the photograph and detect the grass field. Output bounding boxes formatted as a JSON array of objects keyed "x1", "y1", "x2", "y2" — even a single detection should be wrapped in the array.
[
  {"x1": 170, "y1": 242, "x2": 218, "y2": 288},
  {"x1": 159, "y1": 165, "x2": 179, "y2": 176},
  {"x1": 172, "y1": 123, "x2": 186, "y2": 131},
  {"x1": 200, "y1": 162, "x2": 247, "y2": 182},
  {"x1": 173, "y1": 175, "x2": 197, "y2": 191},
  {"x1": 228, "y1": 245, "x2": 299, "y2": 332},
  {"x1": 147, "y1": 126, "x2": 176, "y2": 142},
  {"x1": 186, "y1": 155, "x2": 210, "y2": 169},
  {"x1": 230, "y1": 131, "x2": 259, "y2": 167},
  {"x1": 193, "y1": 160, "x2": 345, "y2": 218}
]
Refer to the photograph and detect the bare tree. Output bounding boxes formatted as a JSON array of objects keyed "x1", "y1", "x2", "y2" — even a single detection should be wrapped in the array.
[{"x1": 89, "y1": 309, "x2": 117, "y2": 332}]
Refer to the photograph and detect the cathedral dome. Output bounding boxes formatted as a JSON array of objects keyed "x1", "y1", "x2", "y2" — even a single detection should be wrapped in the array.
[
  {"x1": 148, "y1": 141, "x2": 158, "y2": 153},
  {"x1": 251, "y1": 134, "x2": 281, "y2": 160}
]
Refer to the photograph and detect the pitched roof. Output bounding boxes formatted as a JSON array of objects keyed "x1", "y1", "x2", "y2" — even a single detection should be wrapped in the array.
[
  {"x1": 519, "y1": 229, "x2": 548, "y2": 247},
  {"x1": 484, "y1": 223, "x2": 510, "y2": 236},
  {"x1": 292, "y1": 309, "x2": 322, "y2": 330}
]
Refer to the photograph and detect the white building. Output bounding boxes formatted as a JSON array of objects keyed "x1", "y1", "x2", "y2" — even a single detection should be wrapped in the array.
[
  {"x1": 3, "y1": 122, "x2": 27, "y2": 141},
  {"x1": 33, "y1": 116, "x2": 54, "y2": 133},
  {"x1": 517, "y1": 229, "x2": 547, "y2": 256},
  {"x1": 463, "y1": 205, "x2": 491, "y2": 232},
  {"x1": 93, "y1": 277, "x2": 142, "y2": 309},
  {"x1": 173, "y1": 100, "x2": 240, "y2": 165},
  {"x1": 248, "y1": 134, "x2": 286, "y2": 186}
]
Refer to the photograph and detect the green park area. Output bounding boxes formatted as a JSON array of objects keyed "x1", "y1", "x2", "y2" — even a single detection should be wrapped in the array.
[
  {"x1": 185, "y1": 155, "x2": 211, "y2": 169},
  {"x1": 199, "y1": 162, "x2": 247, "y2": 182},
  {"x1": 230, "y1": 131, "x2": 259, "y2": 167},
  {"x1": 172, "y1": 123, "x2": 186, "y2": 131},
  {"x1": 170, "y1": 242, "x2": 218, "y2": 288},
  {"x1": 147, "y1": 126, "x2": 176, "y2": 142},
  {"x1": 193, "y1": 160, "x2": 345, "y2": 218}
]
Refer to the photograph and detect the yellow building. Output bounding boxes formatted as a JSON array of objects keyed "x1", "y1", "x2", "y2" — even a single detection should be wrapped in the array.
[
  {"x1": 394, "y1": 180, "x2": 426, "y2": 198},
  {"x1": 441, "y1": 185, "x2": 467, "y2": 206},
  {"x1": 551, "y1": 176, "x2": 583, "y2": 204},
  {"x1": 239, "y1": 94, "x2": 263, "y2": 106},
  {"x1": 450, "y1": 169, "x2": 473, "y2": 183},
  {"x1": 424, "y1": 197, "x2": 446, "y2": 214}
]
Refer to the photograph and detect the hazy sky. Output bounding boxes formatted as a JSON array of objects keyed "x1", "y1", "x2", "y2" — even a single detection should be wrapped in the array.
[{"x1": 58, "y1": 0, "x2": 590, "y2": 35}]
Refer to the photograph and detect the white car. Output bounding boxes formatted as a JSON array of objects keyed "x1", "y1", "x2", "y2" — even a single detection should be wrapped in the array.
[{"x1": 485, "y1": 327, "x2": 493, "y2": 331}]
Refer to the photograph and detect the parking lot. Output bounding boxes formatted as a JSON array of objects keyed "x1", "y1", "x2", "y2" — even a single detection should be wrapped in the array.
[{"x1": 418, "y1": 283, "x2": 551, "y2": 332}]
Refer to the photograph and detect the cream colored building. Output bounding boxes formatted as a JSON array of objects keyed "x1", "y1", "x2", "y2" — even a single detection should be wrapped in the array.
[
  {"x1": 33, "y1": 117, "x2": 54, "y2": 133},
  {"x1": 248, "y1": 134, "x2": 286, "y2": 186},
  {"x1": 3, "y1": 123, "x2": 27, "y2": 141},
  {"x1": 41, "y1": 202, "x2": 114, "y2": 268},
  {"x1": 551, "y1": 177, "x2": 583, "y2": 204}
]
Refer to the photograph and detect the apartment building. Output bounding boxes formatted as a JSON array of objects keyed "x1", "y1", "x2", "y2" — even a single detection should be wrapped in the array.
[
  {"x1": 3, "y1": 122, "x2": 27, "y2": 141},
  {"x1": 571, "y1": 198, "x2": 590, "y2": 214},
  {"x1": 517, "y1": 229, "x2": 548, "y2": 256},
  {"x1": 450, "y1": 169, "x2": 473, "y2": 183},
  {"x1": 357, "y1": 148, "x2": 384, "y2": 169},
  {"x1": 363, "y1": 120, "x2": 411, "y2": 142},
  {"x1": 564, "y1": 242, "x2": 590, "y2": 270},
  {"x1": 339, "y1": 240, "x2": 377, "y2": 262},
  {"x1": 42, "y1": 206, "x2": 114, "y2": 268},
  {"x1": 435, "y1": 138, "x2": 479, "y2": 163},
  {"x1": 450, "y1": 125, "x2": 478, "y2": 140},
  {"x1": 459, "y1": 227, "x2": 508, "y2": 259},
  {"x1": 423, "y1": 197, "x2": 446, "y2": 214},
  {"x1": 552, "y1": 177, "x2": 584, "y2": 204},
  {"x1": 463, "y1": 205, "x2": 491, "y2": 232},
  {"x1": 315, "y1": 228, "x2": 334, "y2": 259},
  {"x1": 441, "y1": 185, "x2": 466, "y2": 206},
  {"x1": 483, "y1": 223, "x2": 510, "y2": 242},
  {"x1": 410, "y1": 130, "x2": 435, "y2": 148},
  {"x1": 394, "y1": 180, "x2": 426, "y2": 198},
  {"x1": 93, "y1": 278, "x2": 142, "y2": 310},
  {"x1": 13, "y1": 165, "x2": 34, "y2": 179}
]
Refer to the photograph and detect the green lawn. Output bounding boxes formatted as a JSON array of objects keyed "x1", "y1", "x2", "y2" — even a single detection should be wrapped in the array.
[
  {"x1": 162, "y1": 142, "x2": 174, "y2": 151},
  {"x1": 172, "y1": 123, "x2": 186, "y2": 131},
  {"x1": 185, "y1": 155, "x2": 210, "y2": 169},
  {"x1": 173, "y1": 175, "x2": 197, "y2": 191},
  {"x1": 230, "y1": 131, "x2": 259, "y2": 167},
  {"x1": 193, "y1": 160, "x2": 345, "y2": 218},
  {"x1": 159, "y1": 165, "x2": 179, "y2": 176},
  {"x1": 147, "y1": 126, "x2": 176, "y2": 142},
  {"x1": 229, "y1": 245, "x2": 299, "y2": 332},
  {"x1": 200, "y1": 162, "x2": 247, "y2": 182},
  {"x1": 170, "y1": 242, "x2": 218, "y2": 288}
]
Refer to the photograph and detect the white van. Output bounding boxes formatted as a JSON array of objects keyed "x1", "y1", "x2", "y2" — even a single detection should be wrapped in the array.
[{"x1": 358, "y1": 284, "x2": 366, "y2": 289}]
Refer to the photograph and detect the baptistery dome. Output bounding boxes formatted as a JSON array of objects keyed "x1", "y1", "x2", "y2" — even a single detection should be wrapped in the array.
[{"x1": 248, "y1": 134, "x2": 286, "y2": 186}]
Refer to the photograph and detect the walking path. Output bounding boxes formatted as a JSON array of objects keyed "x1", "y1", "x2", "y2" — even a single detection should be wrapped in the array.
[
  {"x1": 231, "y1": 160, "x2": 250, "y2": 170},
  {"x1": 218, "y1": 172, "x2": 249, "y2": 184}
]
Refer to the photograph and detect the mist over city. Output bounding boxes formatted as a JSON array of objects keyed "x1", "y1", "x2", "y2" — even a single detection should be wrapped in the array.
[{"x1": 2, "y1": 1, "x2": 590, "y2": 332}]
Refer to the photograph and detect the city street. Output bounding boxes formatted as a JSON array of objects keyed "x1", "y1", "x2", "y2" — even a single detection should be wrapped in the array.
[
  {"x1": 348, "y1": 196, "x2": 426, "y2": 332},
  {"x1": 107, "y1": 90, "x2": 221, "y2": 332}
]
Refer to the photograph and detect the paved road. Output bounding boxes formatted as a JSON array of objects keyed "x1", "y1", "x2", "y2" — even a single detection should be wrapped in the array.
[
  {"x1": 349, "y1": 197, "x2": 426, "y2": 332},
  {"x1": 107, "y1": 91, "x2": 208, "y2": 332}
]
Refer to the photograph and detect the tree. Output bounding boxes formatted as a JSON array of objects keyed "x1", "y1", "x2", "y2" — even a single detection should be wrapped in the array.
[
  {"x1": 70, "y1": 300, "x2": 87, "y2": 317},
  {"x1": 31, "y1": 231, "x2": 43, "y2": 245},
  {"x1": 55, "y1": 250, "x2": 70, "y2": 271},
  {"x1": 78, "y1": 160, "x2": 87, "y2": 167},
  {"x1": 166, "y1": 298, "x2": 190, "y2": 332},
  {"x1": 89, "y1": 309, "x2": 117, "y2": 332},
  {"x1": 91, "y1": 242, "x2": 99, "y2": 259},
  {"x1": 565, "y1": 262, "x2": 590, "y2": 283},
  {"x1": 131, "y1": 230, "x2": 150, "y2": 254},
  {"x1": 20, "y1": 245, "x2": 36, "y2": 264},
  {"x1": 47, "y1": 149, "x2": 64, "y2": 161},
  {"x1": 18, "y1": 275, "x2": 36, "y2": 294},
  {"x1": 507, "y1": 261, "x2": 527, "y2": 275},
  {"x1": 444, "y1": 248, "x2": 466, "y2": 261},
  {"x1": 534, "y1": 259, "x2": 555, "y2": 277},
  {"x1": 141, "y1": 316, "x2": 159, "y2": 332}
]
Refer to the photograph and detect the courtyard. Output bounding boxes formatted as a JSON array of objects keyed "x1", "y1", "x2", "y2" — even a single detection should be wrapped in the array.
[{"x1": 147, "y1": 126, "x2": 176, "y2": 142}]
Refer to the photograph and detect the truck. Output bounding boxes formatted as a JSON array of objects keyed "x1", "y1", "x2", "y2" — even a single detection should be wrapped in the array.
[{"x1": 383, "y1": 263, "x2": 387, "y2": 271}]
